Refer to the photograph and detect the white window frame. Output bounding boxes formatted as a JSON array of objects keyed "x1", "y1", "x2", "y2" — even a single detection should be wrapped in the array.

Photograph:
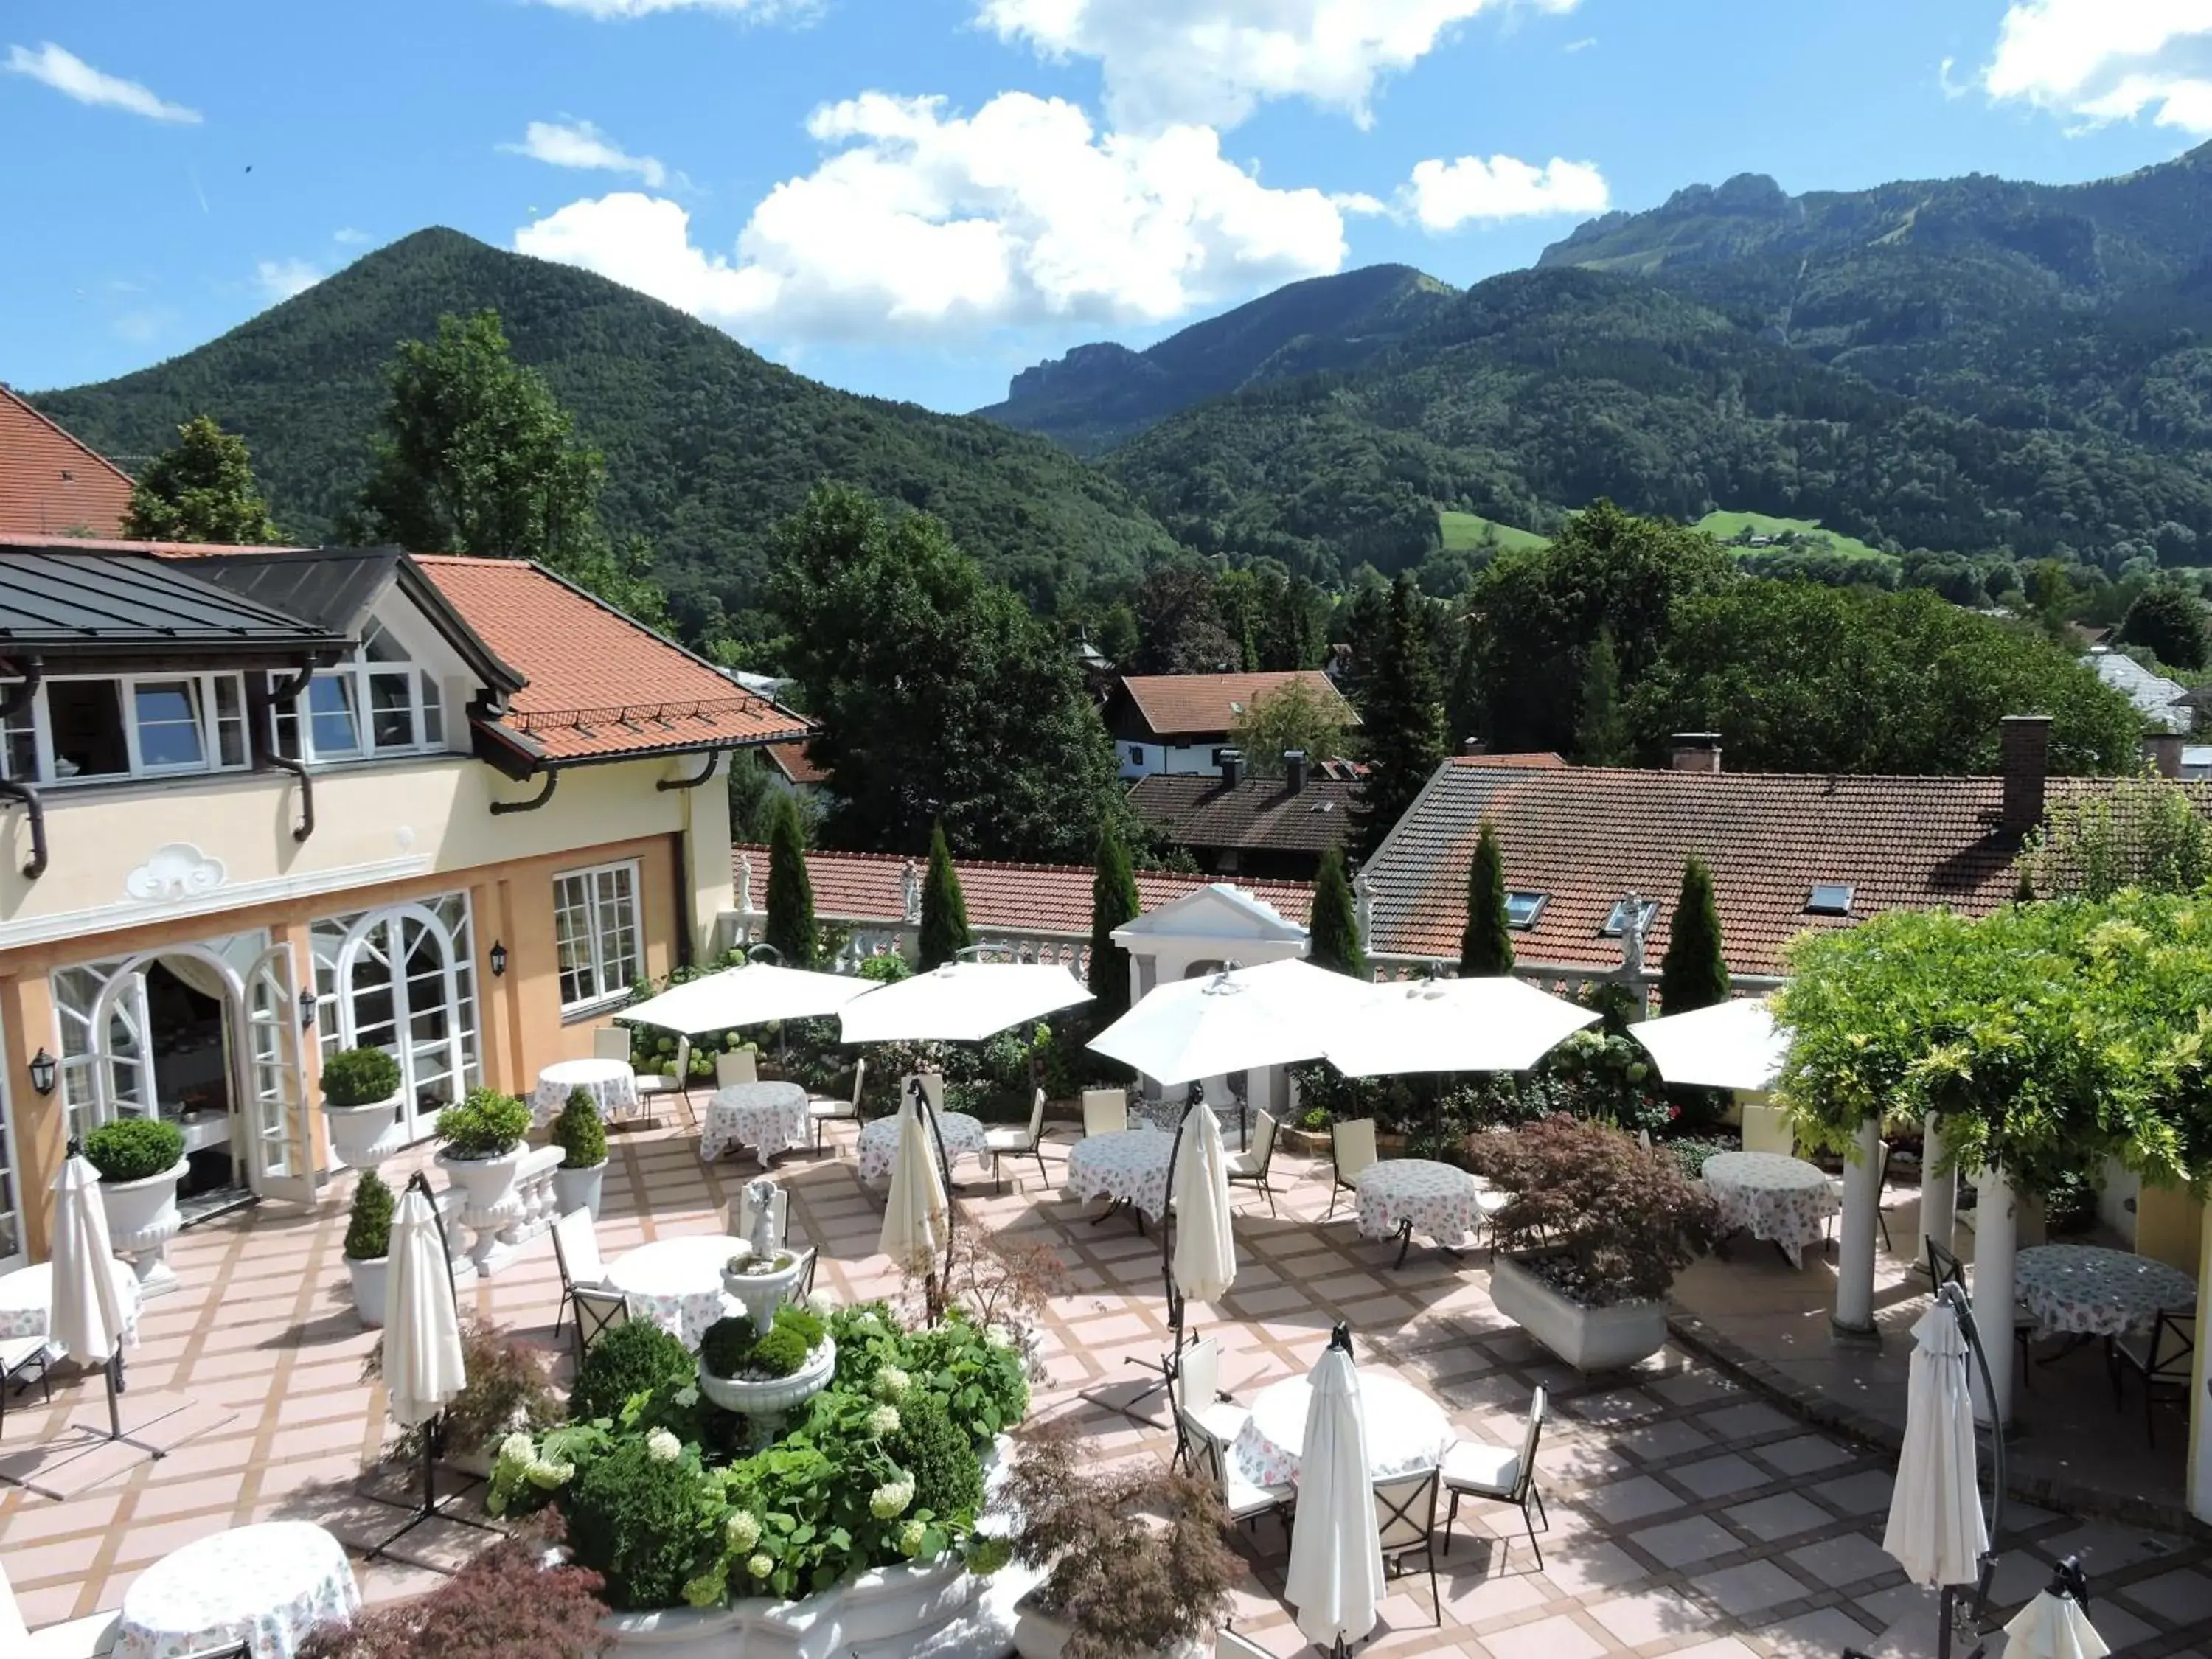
[
  {"x1": 1, "y1": 672, "x2": 252, "y2": 787},
  {"x1": 269, "y1": 619, "x2": 448, "y2": 766},
  {"x1": 554, "y1": 859, "x2": 643, "y2": 1014}
]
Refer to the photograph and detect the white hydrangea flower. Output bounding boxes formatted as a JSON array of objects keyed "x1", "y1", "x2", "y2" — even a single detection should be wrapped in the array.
[
  {"x1": 867, "y1": 1403, "x2": 900, "y2": 1437},
  {"x1": 673, "y1": 1385, "x2": 699, "y2": 1408},
  {"x1": 897, "y1": 1519, "x2": 928, "y2": 1557},
  {"x1": 984, "y1": 1323, "x2": 1015, "y2": 1351},
  {"x1": 646, "y1": 1427, "x2": 683, "y2": 1463},
  {"x1": 726, "y1": 1510, "x2": 762, "y2": 1551},
  {"x1": 873, "y1": 1366, "x2": 910, "y2": 1401},
  {"x1": 869, "y1": 1477, "x2": 914, "y2": 1520},
  {"x1": 806, "y1": 1290, "x2": 838, "y2": 1318},
  {"x1": 498, "y1": 1431, "x2": 535, "y2": 1466},
  {"x1": 747, "y1": 1552, "x2": 775, "y2": 1579},
  {"x1": 525, "y1": 1458, "x2": 574, "y2": 1489}
]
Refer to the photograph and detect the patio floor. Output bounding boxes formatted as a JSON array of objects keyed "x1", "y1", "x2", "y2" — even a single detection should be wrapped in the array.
[{"x1": 4, "y1": 1118, "x2": 2210, "y2": 1658}]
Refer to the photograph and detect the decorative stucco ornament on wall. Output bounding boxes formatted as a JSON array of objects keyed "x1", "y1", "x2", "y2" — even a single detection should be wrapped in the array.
[{"x1": 124, "y1": 844, "x2": 229, "y2": 902}]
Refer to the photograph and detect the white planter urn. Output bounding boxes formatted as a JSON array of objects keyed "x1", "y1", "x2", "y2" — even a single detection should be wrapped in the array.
[
  {"x1": 323, "y1": 1091, "x2": 407, "y2": 1172},
  {"x1": 1489, "y1": 1251, "x2": 1670, "y2": 1373},
  {"x1": 347, "y1": 1254, "x2": 389, "y2": 1327},
  {"x1": 552, "y1": 1160, "x2": 608, "y2": 1220},
  {"x1": 695, "y1": 1338, "x2": 837, "y2": 1418},
  {"x1": 722, "y1": 1252, "x2": 807, "y2": 1334},
  {"x1": 100, "y1": 1158, "x2": 190, "y2": 1299},
  {"x1": 1012, "y1": 1589, "x2": 1214, "y2": 1659},
  {"x1": 437, "y1": 1144, "x2": 526, "y2": 1215}
]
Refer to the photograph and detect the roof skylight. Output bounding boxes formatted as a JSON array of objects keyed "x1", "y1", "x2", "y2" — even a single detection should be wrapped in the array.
[
  {"x1": 1806, "y1": 883, "x2": 1854, "y2": 916},
  {"x1": 1504, "y1": 891, "x2": 1546, "y2": 929}
]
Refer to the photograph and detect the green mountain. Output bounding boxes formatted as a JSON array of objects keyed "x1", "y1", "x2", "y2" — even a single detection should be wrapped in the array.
[
  {"x1": 975, "y1": 264, "x2": 1457, "y2": 453},
  {"x1": 32, "y1": 228, "x2": 1180, "y2": 626}
]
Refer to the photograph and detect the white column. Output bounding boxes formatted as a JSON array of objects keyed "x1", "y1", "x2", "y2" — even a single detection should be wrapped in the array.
[
  {"x1": 1832, "y1": 1117, "x2": 1882, "y2": 1336},
  {"x1": 1970, "y1": 1164, "x2": 2017, "y2": 1429},
  {"x1": 2188, "y1": 1208, "x2": 2211, "y2": 1523},
  {"x1": 1919, "y1": 1113, "x2": 1956, "y2": 1265}
]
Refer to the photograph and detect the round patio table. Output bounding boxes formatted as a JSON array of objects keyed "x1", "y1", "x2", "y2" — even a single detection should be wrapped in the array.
[
  {"x1": 1701, "y1": 1150, "x2": 1837, "y2": 1269},
  {"x1": 1356, "y1": 1158, "x2": 1488, "y2": 1255},
  {"x1": 605, "y1": 1234, "x2": 745, "y2": 1348},
  {"x1": 114, "y1": 1519, "x2": 360, "y2": 1659},
  {"x1": 1065, "y1": 1127, "x2": 1177, "y2": 1220},
  {"x1": 0, "y1": 1258, "x2": 142, "y2": 1357},
  {"x1": 1231, "y1": 1369, "x2": 1452, "y2": 1488},
  {"x1": 531, "y1": 1057, "x2": 639, "y2": 1124},
  {"x1": 2014, "y1": 1243, "x2": 2198, "y2": 1339},
  {"x1": 856, "y1": 1110, "x2": 990, "y2": 1186},
  {"x1": 699, "y1": 1080, "x2": 811, "y2": 1165}
]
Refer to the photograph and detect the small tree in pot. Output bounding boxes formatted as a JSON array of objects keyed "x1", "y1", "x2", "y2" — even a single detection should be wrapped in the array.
[
  {"x1": 434, "y1": 1088, "x2": 535, "y2": 1216},
  {"x1": 83, "y1": 1118, "x2": 191, "y2": 1298},
  {"x1": 1466, "y1": 1113, "x2": 1722, "y2": 1371},
  {"x1": 320, "y1": 1046, "x2": 405, "y2": 1172},
  {"x1": 549, "y1": 1086, "x2": 609, "y2": 1219},
  {"x1": 344, "y1": 1170, "x2": 396, "y2": 1326}
]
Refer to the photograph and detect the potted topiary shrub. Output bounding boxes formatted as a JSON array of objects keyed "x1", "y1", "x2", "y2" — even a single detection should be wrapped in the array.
[
  {"x1": 1466, "y1": 1113, "x2": 1723, "y2": 1371},
  {"x1": 344, "y1": 1169, "x2": 395, "y2": 1326},
  {"x1": 320, "y1": 1045, "x2": 406, "y2": 1171},
  {"x1": 434, "y1": 1087, "x2": 535, "y2": 1217},
  {"x1": 550, "y1": 1086, "x2": 609, "y2": 1219},
  {"x1": 83, "y1": 1117, "x2": 191, "y2": 1298},
  {"x1": 995, "y1": 1423, "x2": 1238, "y2": 1659}
]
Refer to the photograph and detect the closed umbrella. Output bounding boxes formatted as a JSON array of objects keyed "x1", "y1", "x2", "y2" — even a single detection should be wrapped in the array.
[
  {"x1": 1627, "y1": 998, "x2": 1789, "y2": 1093},
  {"x1": 841, "y1": 961, "x2": 1091, "y2": 1045},
  {"x1": 621, "y1": 962, "x2": 873, "y2": 1034},
  {"x1": 1322, "y1": 975, "x2": 1598, "y2": 1077},
  {"x1": 877, "y1": 1091, "x2": 949, "y2": 1276},
  {"x1": 370, "y1": 1175, "x2": 469, "y2": 1558},
  {"x1": 2003, "y1": 1560, "x2": 2108, "y2": 1659},
  {"x1": 1883, "y1": 1296, "x2": 1986, "y2": 1587},
  {"x1": 1169, "y1": 1106, "x2": 1236, "y2": 1307},
  {"x1": 49, "y1": 1149, "x2": 139, "y2": 1451},
  {"x1": 1284, "y1": 1327, "x2": 1385, "y2": 1656},
  {"x1": 1088, "y1": 959, "x2": 1371, "y2": 1087}
]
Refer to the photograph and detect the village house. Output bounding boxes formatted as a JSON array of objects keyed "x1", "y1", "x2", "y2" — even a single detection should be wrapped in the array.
[
  {"x1": 1125, "y1": 745, "x2": 1358, "y2": 880},
  {"x1": 1102, "y1": 669, "x2": 1357, "y2": 780}
]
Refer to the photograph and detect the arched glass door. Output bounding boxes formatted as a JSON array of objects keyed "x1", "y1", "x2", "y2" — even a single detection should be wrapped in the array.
[{"x1": 317, "y1": 894, "x2": 480, "y2": 1143}]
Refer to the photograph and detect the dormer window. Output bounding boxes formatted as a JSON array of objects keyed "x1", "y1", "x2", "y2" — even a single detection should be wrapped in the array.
[
  {"x1": 273, "y1": 619, "x2": 446, "y2": 762},
  {"x1": 1601, "y1": 897, "x2": 1660, "y2": 937},
  {"x1": 0, "y1": 673, "x2": 251, "y2": 786}
]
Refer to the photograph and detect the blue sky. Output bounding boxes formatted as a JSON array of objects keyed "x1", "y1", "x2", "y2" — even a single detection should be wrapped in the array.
[{"x1": 6, "y1": 1, "x2": 2211, "y2": 414}]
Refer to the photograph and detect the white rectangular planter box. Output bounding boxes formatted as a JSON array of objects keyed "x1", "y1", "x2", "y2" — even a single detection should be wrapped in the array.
[{"x1": 1489, "y1": 1252, "x2": 1669, "y2": 1373}]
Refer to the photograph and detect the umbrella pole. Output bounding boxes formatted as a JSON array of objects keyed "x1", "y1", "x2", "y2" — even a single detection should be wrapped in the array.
[
  {"x1": 1080, "y1": 1101, "x2": 1195, "y2": 1423},
  {"x1": 1936, "y1": 1281, "x2": 2005, "y2": 1655},
  {"x1": 913, "y1": 1077, "x2": 957, "y2": 1323},
  {"x1": 84, "y1": 1351, "x2": 164, "y2": 1459}
]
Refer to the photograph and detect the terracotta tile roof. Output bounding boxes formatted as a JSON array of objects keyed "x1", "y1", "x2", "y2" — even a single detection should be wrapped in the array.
[
  {"x1": 1361, "y1": 757, "x2": 2202, "y2": 978},
  {"x1": 1128, "y1": 773, "x2": 1357, "y2": 855},
  {"x1": 734, "y1": 844, "x2": 1314, "y2": 933},
  {"x1": 765, "y1": 740, "x2": 829, "y2": 787},
  {"x1": 409, "y1": 555, "x2": 810, "y2": 762},
  {"x1": 1110, "y1": 670, "x2": 1358, "y2": 742},
  {"x1": 0, "y1": 389, "x2": 134, "y2": 538},
  {"x1": 1453, "y1": 751, "x2": 1568, "y2": 769}
]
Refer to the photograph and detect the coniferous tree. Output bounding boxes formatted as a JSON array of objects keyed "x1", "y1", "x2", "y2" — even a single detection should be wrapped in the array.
[
  {"x1": 1088, "y1": 815, "x2": 1140, "y2": 1021},
  {"x1": 917, "y1": 821, "x2": 972, "y2": 970},
  {"x1": 1308, "y1": 847, "x2": 1367, "y2": 978},
  {"x1": 1352, "y1": 575, "x2": 1447, "y2": 862},
  {"x1": 1658, "y1": 855, "x2": 1730, "y2": 1013},
  {"x1": 1459, "y1": 822, "x2": 1514, "y2": 976},
  {"x1": 1575, "y1": 627, "x2": 1631, "y2": 765},
  {"x1": 125, "y1": 416, "x2": 284, "y2": 544},
  {"x1": 762, "y1": 792, "x2": 817, "y2": 969}
]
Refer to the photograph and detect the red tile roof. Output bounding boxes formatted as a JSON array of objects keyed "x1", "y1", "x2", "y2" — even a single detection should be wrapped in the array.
[
  {"x1": 0, "y1": 389, "x2": 134, "y2": 538},
  {"x1": 1362, "y1": 757, "x2": 2195, "y2": 978},
  {"x1": 734, "y1": 844, "x2": 1314, "y2": 933},
  {"x1": 1110, "y1": 670, "x2": 1357, "y2": 742},
  {"x1": 765, "y1": 740, "x2": 829, "y2": 787},
  {"x1": 1128, "y1": 772, "x2": 1357, "y2": 855}
]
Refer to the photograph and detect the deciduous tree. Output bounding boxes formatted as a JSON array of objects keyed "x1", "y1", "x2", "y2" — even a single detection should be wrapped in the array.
[
  {"x1": 124, "y1": 416, "x2": 284, "y2": 544},
  {"x1": 1229, "y1": 679, "x2": 1354, "y2": 776},
  {"x1": 1131, "y1": 566, "x2": 1237, "y2": 675},
  {"x1": 1459, "y1": 822, "x2": 1513, "y2": 976},
  {"x1": 2116, "y1": 585, "x2": 2210, "y2": 671}
]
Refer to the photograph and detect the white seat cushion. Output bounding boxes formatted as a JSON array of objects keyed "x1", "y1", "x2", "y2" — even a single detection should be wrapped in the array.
[
  {"x1": 1441, "y1": 1438, "x2": 1520, "y2": 1497},
  {"x1": 808, "y1": 1099, "x2": 857, "y2": 1118},
  {"x1": 636, "y1": 1073, "x2": 684, "y2": 1094},
  {"x1": 1, "y1": 1333, "x2": 48, "y2": 1372},
  {"x1": 28, "y1": 1610, "x2": 119, "y2": 1659},
  {"x1": 1225, "y1": 1151, "x2": 1263, "y2": 1177},
  {"x1": 1195, "y1": 1402, "x2": 1251, "y2": 1444},
  {"x1": 1223, "y1": 1471, "x2": 1291, "y2": 1520},
  {"x1": 982, "y1": 1126, "x2": 1034, "y2": 1152}
]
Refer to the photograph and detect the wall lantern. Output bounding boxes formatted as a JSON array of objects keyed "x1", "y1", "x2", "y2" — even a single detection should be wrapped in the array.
[
  {"x1": 297, "y1": 989, "x2": 318, "y2": 1031},
  {"x1": 28, "y1": 1048, "x2": 55, "y2": 1096},
  {"x1": 489, "y1": 940, "x2": 509, "y2": 978}
]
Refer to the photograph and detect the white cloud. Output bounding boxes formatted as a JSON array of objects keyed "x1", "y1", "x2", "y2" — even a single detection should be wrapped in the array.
[
  {"x1": 524, "y1": 0, "x2": 799, "y2": 16},
  {"x1": 255, "y1": 259, "x2": 324, "y2": 302},
  {"x1": 515, "y1": 91, "x2": 1349, "y2": 341},
  {"x1": 978, "y1": 0, "x2": 1582, "y2": 130},
  {"x1": 1980, "y1": 0, "x2": 2212, "y2": 133},
  {"x1": 1406, "y1": 153, "x2": 1609, "y2": 229},
  {"x1": 4, "y1": 42, "x2": 200, "y2": 123},
  {"x1": 333, "y1": 226, "x2": 369, "y2": 245},
  {"x1": 501, "y1": 119, "x2": 668, "y2": 187}
]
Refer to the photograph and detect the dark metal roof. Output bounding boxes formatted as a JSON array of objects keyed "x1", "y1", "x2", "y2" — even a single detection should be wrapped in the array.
[
  {"x1": 185, "y1": 547, "x2": 403, "y2": 635},
  {"x1": 0, "y1": 551, "x2": 340, "y2": 655}
]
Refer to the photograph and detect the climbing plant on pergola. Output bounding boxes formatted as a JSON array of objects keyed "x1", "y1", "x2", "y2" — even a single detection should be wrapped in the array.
[{"x1": 1772, "y1": 893, "x2": 2212, "y2": 1200}]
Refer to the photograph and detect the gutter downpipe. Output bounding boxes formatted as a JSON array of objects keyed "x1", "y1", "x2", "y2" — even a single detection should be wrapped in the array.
[
  {"x1": 490, "y1": 769, "x2": 560, "y2": 815},
  {"x1": 656, "y1": 750, "x2": 725, "y2": 968},
  {"x1": 267, "y1": 663, "x2": 316, "y2": 844},
  {"x1": 0, "y1": 656, "x2": 46, "y2": 877}
]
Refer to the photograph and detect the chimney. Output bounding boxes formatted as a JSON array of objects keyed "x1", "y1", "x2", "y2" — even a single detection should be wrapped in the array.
[
  {"x1": 1216, "y1": 747, "x2": 1243, "y2": 789},
  {"x1": 1284, "y1": 749, "x2": 1309, "y2": 793},
  {"x1": 1670, "y1": 733, "x2": 1723, "y2": 773},
  {"x1": 2000, "y1": 714, "x2": 2052, "y2": 835},
  {"x1": 1459, "y1": 738, "x2": 1489, "y2": 757},
  {"x1": 2144, "y1": 729, "x2": 2185, "y2": 780}
]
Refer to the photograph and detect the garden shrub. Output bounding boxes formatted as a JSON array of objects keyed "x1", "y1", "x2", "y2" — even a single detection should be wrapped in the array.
[
  {"x1": 698, "y1": 1315, "x2": 758, "y2": 1378},
  {"x1": 563, "y1": 1436, "x2": 714, "y2": 1610},
  {"x1": 83, "y1": 1117, "x2": 186, "y2": 1183},
  {"x1": 364, "y1": 1316, "x2": 560, "y2": 1463},
  {"x1": 344, "y1": 1171, "x2": 394, "y2": 1261},
  {"x1": 550, "y1": 1087, "x2": 607, "y2": 1169},
  {"x1": 296, "y1": 1516, "x2": 606, "y2": 1659},
  {"x1": 320, "y1": 1045, "x2": 401, "y2": 1107},
  {"x1": 698, "y1": 1306, "x2": 824, "y2": 1380},
  {"x1": 571, "y1": 1318, "x2": 696, "y2": 1423},
  {"x1": 435, "y1": 1088, "x2": 532, "y2": 1159},
  {"x1": 752, "y1": 1324, "x2": 810, "y2": 1378},
  {"x1": 888, "y1": 1391, "x2": 982, "y2": 1522}
]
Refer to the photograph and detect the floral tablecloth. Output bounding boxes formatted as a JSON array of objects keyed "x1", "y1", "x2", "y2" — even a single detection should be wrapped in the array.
[
  {"x1": 1065, "y1": 1128, "x2": 1178, "y2": 1220},
  {"x1": 1231, "y1": 1370, "x2": 1452, "y2": 1488},
  {"x1": 1701, "y1": 1150, "x2": 1838, "y2": 1269},
  {"x1": 700, "y1": 1081, "x2": 811, "y2": 1164},
  {"x1": 114, "y1": 1520, "x2": 359, "y2": 1659},
  {"x1": 0, "y1": 1258, "x2": 142, "y2": 1356},
  {"x1": 2014, "y1": 1244, "x2": 2199, "y2": 1338},
  {"x1": 531, "y1": 1057, "x2": 639, "y2": 1124},
  {"x1": 605, "y1": 1234, "x2": 745, "y2": 1348},
  {"x1": 856, "y1": 1110, "x2": 990, "y2": 1186},
  {"x1": 1356, "y1": 1158, "x2": 1487, "y2": 1251}
]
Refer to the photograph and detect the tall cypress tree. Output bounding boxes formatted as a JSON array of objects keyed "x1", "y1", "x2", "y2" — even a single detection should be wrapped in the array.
[
  {"x1": 1352, "y1": 574, "x2": 1447, "y2": 861},
  {"x1": 762, "y1": 792, "x2": 817, "y2": 969},
  {"x1": 1308, "y1": 847, "x2": 1367, "y2": 978},
  {"x1": 1658, "y1": 855, "x2": 1730, "y2": 1013},
  {"x1": 1575, "y1": 627, "x2": 1631, "y2": 765},
  {"x1": 1088, "y1": 816, "x2": 1141, "y2": 1021},
  {"x1": 917, "y1": 821, "x2": 972, "y2": 970},
  {"x1": 1459, "y1": 821, "x2": 1514, "y2": 976}
]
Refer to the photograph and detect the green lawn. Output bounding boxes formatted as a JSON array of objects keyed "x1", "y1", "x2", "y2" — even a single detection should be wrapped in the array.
[
  {"x1": 1694, "y1": 510, "x2": 1896, "y2": 564},
  {"x1": 1437, "y1": 510, "x2": 1551, "y2": 553}
]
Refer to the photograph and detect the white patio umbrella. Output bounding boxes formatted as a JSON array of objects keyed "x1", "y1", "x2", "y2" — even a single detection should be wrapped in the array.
[
  {"x1": 1285, "y1": 1329, "x2": 1385, "y2": 1655},
  {"x1": 1169, "y1": 1106, "x2": 1236, "y2": 1307},
  {"x1": 1882, "y1": 1296, "x2": 1986, "y2": 1590},
  {"x1": 877, "y1": 1091, "x2": 949, "y2": 1274},
  {"x1": 49, "y1": 1150, "x2": 133, "y2": 1447},
  {"x1": 841, "y1": 961, "x2": 1091, "y2": 1046},
  {"x1": 1627, "y1": 998, "x2": 1790, "y2": 1092},
  {"x1": 1088, "y1": 959, "x2": 1372, "y2": 1087},
  {"x1": 2003, "y1": 1576, "x2": 2109, "y2": 1659},
  {"x1": 382, "y1": 1178, "x2": 466, "y2": 1432},
  {"x1": 1321, "y1": 975, "x2": 1599, "y2": 1077},
  {"x1": 621, "y1": 961, "x2": 874, "y2": 1034}
]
